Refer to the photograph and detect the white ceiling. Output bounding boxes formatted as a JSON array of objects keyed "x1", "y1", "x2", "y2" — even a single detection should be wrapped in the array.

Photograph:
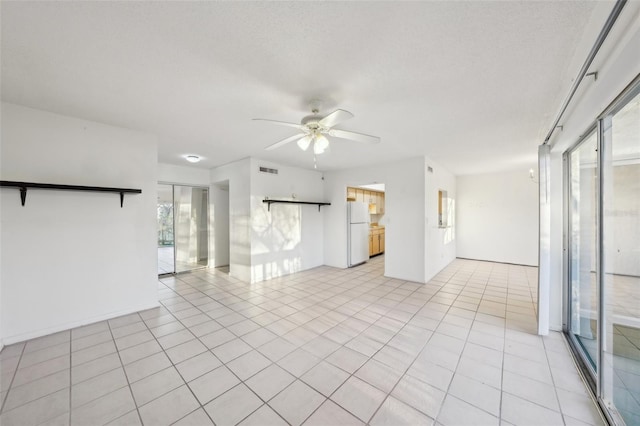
[{"x1": 1, "y1": 1, "x2": 601, "y2": 175}]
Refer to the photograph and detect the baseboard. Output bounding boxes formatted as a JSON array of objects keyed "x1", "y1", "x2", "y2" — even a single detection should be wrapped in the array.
[
  {"x1": 456, "y1": 257, "x2": 538, "y2": 268},
  {"x1": 1, "y1": 301, "x2": 161, "y2": 346},
  {"x1": 550, "y1": 323, "x2": 563, "y2": 332}
]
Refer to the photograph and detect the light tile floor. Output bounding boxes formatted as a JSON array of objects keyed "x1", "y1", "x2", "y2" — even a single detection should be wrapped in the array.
[
  {"x1": 158, "y1": 247, "x2": 209, "y2": 275},
  {"x1": 158, "y1": 246, "x2": 175, "y2": 275},
  {"x1": 0, "y1": 257, "x2": 605, "y2": 426}
]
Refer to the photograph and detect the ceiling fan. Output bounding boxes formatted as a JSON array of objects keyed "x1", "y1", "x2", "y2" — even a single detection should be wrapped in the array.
[{"x1": 253, "y1": 105, "x2": 381, "y2": 156}]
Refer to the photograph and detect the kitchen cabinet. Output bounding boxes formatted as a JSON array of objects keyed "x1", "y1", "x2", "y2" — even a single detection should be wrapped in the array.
[
  {"x1": 347, "y1": 187, "x2": 356, "y2": 201},
  {"x1": 369, "y1": 227, "x2": 385, "y2": 257},
  {"x1": 376, "y1": 192, "x2": 385, "y2": 214},
  {"x1": 346, "y1": 187, "x2": 385, "y2": 215},
  {"x1": 365, "y1": 191, "x2": 375, "y2": 204}
]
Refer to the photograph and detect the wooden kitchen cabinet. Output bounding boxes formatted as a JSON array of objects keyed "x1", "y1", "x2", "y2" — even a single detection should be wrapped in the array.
[
  {"x1": 372, "y1": 232, "x2": 380, "y2": 254},
  {"x1": 369, "y1": 227, "x2": 385, "y2": 257},
  {"x1": 346, "y1": 187, "x2": 385, "y2": 215},
  {"x1": 366, "y1": 191, "x2": 376, "y2": 204},
  {"x1": 377, "y1": 192, "x2": 385, "y2": 214},
  {"x1": 347, "y1": 187, "x2": 356, "y2": 200}
]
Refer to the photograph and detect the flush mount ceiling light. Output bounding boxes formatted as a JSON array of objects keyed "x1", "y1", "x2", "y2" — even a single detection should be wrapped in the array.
[
  {"x1": 253, "y1": 102, "x2": 381, "y2": 166},
  {"x1": 185, "y1": 155, "x2": 201, "y2": 163}
]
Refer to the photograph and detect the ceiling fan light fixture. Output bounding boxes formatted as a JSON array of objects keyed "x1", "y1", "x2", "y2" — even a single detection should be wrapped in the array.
[
  {"x1": 315, "y1": 134, "x2": 329, "y2": 151},
  {"x1": 297, "y1": 135, "x2": 312, "y2": 151},
  {"x1": 314, "y1": 135, "x2": 329, "y2": 155},
  {"x1": 256, "y1": 106, "x2": 380, "y2": 159}
]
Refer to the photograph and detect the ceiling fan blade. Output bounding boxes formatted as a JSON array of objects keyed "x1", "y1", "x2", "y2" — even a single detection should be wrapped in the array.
[
  {"x1": 329, "y1": 129, "x2": 381, "y2": 145},
  {"x1": 319, "y1": 109, "x2": 354, "y2": 128},
  {"x1": 264, "y1": 133, "x2": 307, "y2": 151},
  {"x1": 253, "y1": 118, "x2": 306, "y2": 131}
]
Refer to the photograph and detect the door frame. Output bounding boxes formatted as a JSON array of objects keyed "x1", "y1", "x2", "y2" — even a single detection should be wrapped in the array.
[
  {"x1": 562, "y1": 74, "x2": 640, "y2": 426},
  {"x1": 158, "y1": 182, "x2": 210, "y2": 275}
]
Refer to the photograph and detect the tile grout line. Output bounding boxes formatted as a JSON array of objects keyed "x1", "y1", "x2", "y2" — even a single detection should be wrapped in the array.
[
  {"x1": 159, "y1": 272, "x2": 292, "y2": 426},
  {"x1": 105, "y1": 317, "x2": 145, "y2": 426},
  {"x1": 170, "y1": 260, "x2": 417, "y2": 424},
  {"x1": 432, "y1": 260, "x2": 488, "y2": 424},
  {"x1": 68, "y1": 331, "x2": 72, "y2": 425},
  {"x1": 298, "y1": 282, "x2": 437, "y2": 425},
  {"x1": 0, "y1": 342, "x2": 27, "y2": 415},
  {"x1": 1, "y1": 259, "x2": 601, "y2": 426},
  {"x1": 134, "y1": 292, "x2": 221, "y2": 426},
  {"x1": 498, "y1": 263, "x2": 508, "y2": 426},
  {"x1": 362, "y1": 262, "x2": 491, "y2": 424}
]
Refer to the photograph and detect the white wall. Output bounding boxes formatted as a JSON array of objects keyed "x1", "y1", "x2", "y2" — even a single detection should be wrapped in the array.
[
  {"x1": 210, "y1": 157, "x2": 326, "y2": 283},
  {"x1": 0, "y1": 105, "x2": 3, "y2": 351},
  {"x1": 425, "y1": 158, "x2": 458, "y2": 281},
  {"x1": 457, "y1": 169, "x2": 539, "y2": 266},
  {"x1": 158, "y1": 163, "x2": 210, "y2": 186},
  {"x1": 210, "y1": 159, "x2": 252, "y2": 282},
  {"x1": 0, "y1": 103, "x2": 158, "y2": 344},
  {"x1": 212, "y1": 182, "x2": 230, "y2": 267},
  {"x1": 546, "y1": 1, "x2": 640, "y2": 330},
  {"x1": 323, "y1": 157, "x2": 427, "y2": 283},
  {"x1": 249, "y1": 158, "x2": 324, "y2": 282}
]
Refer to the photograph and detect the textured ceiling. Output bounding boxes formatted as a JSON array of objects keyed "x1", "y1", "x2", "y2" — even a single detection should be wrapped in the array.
[{"x1": 1, "y1": 1, "x2": 601, "y2": 174}]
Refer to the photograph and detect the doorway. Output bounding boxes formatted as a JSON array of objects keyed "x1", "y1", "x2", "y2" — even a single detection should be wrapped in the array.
[
  {"x1": 347, "y1": 183, "x2": 386, "y2": 271},
  {"x1": 157, "y1": 183, "x2": 210, "y2": 275}
]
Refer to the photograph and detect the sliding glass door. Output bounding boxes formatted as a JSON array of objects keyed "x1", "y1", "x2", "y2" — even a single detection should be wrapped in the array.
[
  {"x1": 565, "y1": 81, "x2": 640, "y2": 425},
  {"x1": 601, "y1": 89, "x2": 640, "y2": 426},
  {"x1": 567, "y1": 131, "x2": 599, "y2": 371},
  {"x1": 157, "y1": 184, "x2": 175, "y2": 274},
  {"x1": 174, "y1": 185, "x2": 209, "y2": 273},
  {"x1": 157, "y1": 184, "x2": 209, "y2": 275}
]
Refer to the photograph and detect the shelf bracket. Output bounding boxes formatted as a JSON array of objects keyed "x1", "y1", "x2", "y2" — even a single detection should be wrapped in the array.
[
  {"x1": 120, "y1": 192, "x2": 125, "y2": 208},
  {"x1": 20, "y1": 187, "x2": 27, "y2": 206}
]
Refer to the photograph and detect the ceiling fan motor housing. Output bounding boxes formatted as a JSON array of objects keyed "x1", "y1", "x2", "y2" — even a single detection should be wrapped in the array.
[{"x1": 301, "y1": 113, "x2": 324, "y2": 129}]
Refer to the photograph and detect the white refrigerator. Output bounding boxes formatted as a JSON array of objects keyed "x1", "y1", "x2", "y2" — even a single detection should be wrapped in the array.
[{"x1": 347, "y1": 201, "x2": 370, "y2": 267}]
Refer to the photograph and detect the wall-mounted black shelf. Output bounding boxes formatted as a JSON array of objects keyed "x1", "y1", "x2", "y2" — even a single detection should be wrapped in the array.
[
  {"x1": 263, "y1": 199, "x2": 331, "y2": 212},
  {"x1": 0, "y1": 181, "x2": 142, "y2": 207}
]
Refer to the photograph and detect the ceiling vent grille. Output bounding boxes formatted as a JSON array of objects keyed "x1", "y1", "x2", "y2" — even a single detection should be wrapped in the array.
[{"x1": 259, "y1": 166, "x2": 278, "y2": 175}]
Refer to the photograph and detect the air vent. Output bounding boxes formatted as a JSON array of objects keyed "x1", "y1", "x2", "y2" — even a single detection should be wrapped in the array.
[
  {"x1": 259, "y1": 166, "x2": 278, "y2": 175},
  {"x1": 427, "y1": 166, "x2": 434, "y2": 173}
]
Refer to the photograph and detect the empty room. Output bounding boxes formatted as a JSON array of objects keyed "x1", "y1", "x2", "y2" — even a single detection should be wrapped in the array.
[{"x1": 1, "y1": 1, "x2": 639, "y2": 425}]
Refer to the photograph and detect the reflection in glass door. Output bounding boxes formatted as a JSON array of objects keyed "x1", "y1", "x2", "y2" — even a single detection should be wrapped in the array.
[
  {"x1": 157, "y1": 184, "x2": 209, "y2": 275},
  {"x1": 157, "y1": 184, "x2": 175, "y2": 274},
  {"x1": 568, "y1": 131, "x2": 599, "y2": 371},
  {"x1": 601, "y1": 89, "x2": 640, "y2": 426},
  {"x1": 174, "y1": 186, "x2": 209, "y2": 273}
]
